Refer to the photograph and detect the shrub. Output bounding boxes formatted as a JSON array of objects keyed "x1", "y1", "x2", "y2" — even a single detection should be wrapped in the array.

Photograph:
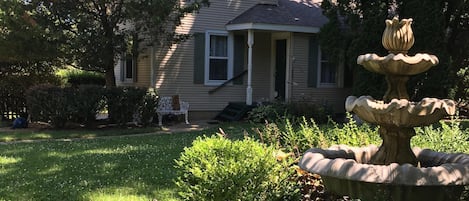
[
  {"x1": 69, "y1": 85, "x2": 106, "y2": 127},
  {"x1": 135, "y1": 88, "x2": 159, "y2": 127},
  {"x1": 175, "y1": 136, "x2": 299, "y2": 201},
  {"x1": 0, "y1": 74, "x2": 60, "y2": 120},
  {"x1": 248, "y1": 102, "x2": 334, "y2": 125},
  {"x1": 326, "y1": 113, "x2": 381, "y2": 147},
  {"x1": 105, "y1": 87, "x2": 147, "y2": 126},
  {"x1": 57, "y1": 68, "x2": 105, "y2": 86},
  {"x1": 248, "y1": 102, "x2": 288, "y2": 123},
  {"x1": 255, "y1": 117, "x2": 328, "y2": 155},
  {"x1": 413, "y1": 120, "x2": 469, "y2": 154},
  {"x1": 26, "y1": 85, "x2": 155, "y2": 128},
  {"x1": 26, "y1": 84, "x2": 74, "y2": 128},
  {"x1": 287, "y1": 102, "x2": 333, "y2": 124}
]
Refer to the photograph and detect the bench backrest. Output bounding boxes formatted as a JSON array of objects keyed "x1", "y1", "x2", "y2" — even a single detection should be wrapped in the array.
[{"x1": 157, "y1": 96, "x2": 188, "y2": 111}]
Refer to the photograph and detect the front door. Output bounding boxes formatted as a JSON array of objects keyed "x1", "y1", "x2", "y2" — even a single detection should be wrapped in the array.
[{"x1": 274, "y1": 39, "x2": 287, "y2": 101}]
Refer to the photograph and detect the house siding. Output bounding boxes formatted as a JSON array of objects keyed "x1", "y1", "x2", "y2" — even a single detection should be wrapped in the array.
[
  {"x1": 291, "y1": 33, "x2": 352, "y2": 113},
  {"x1": 153, "y1": 0, "x2": 265, "y2": 112},
  {"x1": 115, "y1": 52, "x2": 151, "y2": 87},
  {"x1": 115, "y1": 0, "x2": 352, "y2": 117}
]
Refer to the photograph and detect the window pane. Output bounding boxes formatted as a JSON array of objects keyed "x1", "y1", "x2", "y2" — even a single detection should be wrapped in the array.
[
  {"x1": 320, "y1": 61, "x2": 336, "y2": 83},
  {"x1": 210, "y1": 35, "x2": 227, "y2": 57},
  {"x1": 125, "y1": 57, "x2": 133, "y2": 79},
  {"x1": 209, "y1": 59, "x2": 228, "y2": 80}
]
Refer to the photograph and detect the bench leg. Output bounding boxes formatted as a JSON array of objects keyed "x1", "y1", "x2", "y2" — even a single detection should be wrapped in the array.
[
  {"x1": 158, "y1": 113, "x2": 163, "y2": 126},
  {"x1": 184, "y1": 112, "x2": 189, "y2": 124}
]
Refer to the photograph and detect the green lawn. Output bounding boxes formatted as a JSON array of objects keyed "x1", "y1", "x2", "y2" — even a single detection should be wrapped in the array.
[
  {"x1": 0, "y1": 123, "x2": 252, "y2": 201},
  {"x1": 0, "y1": 127, "x2": 162, "y2": 142}
]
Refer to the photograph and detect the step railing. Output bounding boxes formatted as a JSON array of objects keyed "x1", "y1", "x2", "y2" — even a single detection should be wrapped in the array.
[{"x1": 208, "y1": 70, "x2": 248, "y2": 94}]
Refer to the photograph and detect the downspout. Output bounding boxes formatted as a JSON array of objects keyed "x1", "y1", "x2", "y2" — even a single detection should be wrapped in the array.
[{"x1": 246, "y1": 29, "x2": 254, "y2": 105}]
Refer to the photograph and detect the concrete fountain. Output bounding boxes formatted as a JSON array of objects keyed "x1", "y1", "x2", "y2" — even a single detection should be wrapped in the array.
[{"x1": 299, "y1": 17, "x2": 469, "y2": 201}]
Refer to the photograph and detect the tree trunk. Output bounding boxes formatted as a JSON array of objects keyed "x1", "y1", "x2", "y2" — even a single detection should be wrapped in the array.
[{"x1": 105, "y1": 67, "x2": 116, "y2": 87}]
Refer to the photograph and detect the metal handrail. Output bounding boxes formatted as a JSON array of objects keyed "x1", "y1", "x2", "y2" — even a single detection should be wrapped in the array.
[{"x1": 208, "y1": 70, "x2": 248, "y2": 94}]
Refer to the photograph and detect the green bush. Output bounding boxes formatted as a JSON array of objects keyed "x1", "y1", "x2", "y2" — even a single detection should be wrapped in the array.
[
  {"x1": 175, "y1": 136, "x2": 299, "y2": 201},
  {"x1": 26, "y1": 85, "x2": 155, "y2": 128},
  {"x1": 26, "y1": 84, "x2": 74, "y2": 128},
  {"x1": 0, "y1": 74, "x2": 60, "y2": 120},
  {"x1": 69, "y1": 85, "x2": 106, "y2": 127},
  {"x1": 57, "y1": 68, "x2": 105, "y2": 86},
  {"x1": 247, "y1": 102, "x2": 333, "y2": 124},
  {"x1": 326, "y1": 113, "x2": 381, "y2": 147},
  {"x1": 413, "y1": 120, "x2": 469, "y2": 154},
  {"x1": 105, "y1": 87, "x2": 147, "y2": 126},
  {"x1": 136, "y1": 88, "x2": 159, "y2": 126},
  {"x1": 248, "y1": 102, "x2": 288, "y2": 123}
]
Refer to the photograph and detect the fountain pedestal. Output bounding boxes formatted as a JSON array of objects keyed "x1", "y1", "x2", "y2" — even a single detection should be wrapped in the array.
[{"x1": 371, "y1": 127, "x2": 416, "y2": 166}]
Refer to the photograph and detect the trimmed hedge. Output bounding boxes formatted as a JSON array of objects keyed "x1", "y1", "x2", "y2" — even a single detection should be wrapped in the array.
[
  {"x1": 26, "y1": 85, "x2": 157, "y2": 128},
  {"x1": 0, "y1": 74, "x2": 60, "y2": 120}
]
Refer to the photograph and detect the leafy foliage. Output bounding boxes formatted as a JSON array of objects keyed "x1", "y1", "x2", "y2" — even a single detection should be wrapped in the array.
[
  {"x1": 25, "y1": 85, "x2": 155, "y2": 128},
  {"x1": 57, "y1": 68, "x2": 106, "y2": 86},
  {"x1": 175, "y1": 135, "x2": 299, "y2": 201},
  {"x1": 105, "y1": 87, "x2": 148, "y2": 126},
  {"x1": 413, "y1": 120, "x2": 469, "y2": 153},
  {"x1": 0, "y1": 74, "x2": 60, "y2": 120},
  {"x1": 0, "y1": 0, "x2": 64, "y2": 75},
  {"x1": 320, "y1": 0, "x2": 469, "y2": 101},
  {"x1": 26, "y1": 0, "x2": 210, "y2": 86},
  {"x1": 248, "y1": 102, "x2": 333, "y2": 125}
]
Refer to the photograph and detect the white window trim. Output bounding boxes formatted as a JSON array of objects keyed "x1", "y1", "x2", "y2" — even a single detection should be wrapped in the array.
[
  {"x1": 317, "y1": 47, "x2": 339, "y2": 88},
  {"x1": 123, "y1": 54, "x2": 135, "y2": 83},
  {"x1": 204, "y1": 30, "x2": 233, "y2": 86}
]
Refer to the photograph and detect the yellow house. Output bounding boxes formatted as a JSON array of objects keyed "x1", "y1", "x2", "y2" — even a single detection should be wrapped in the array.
[{"x1": 115, "y1": 0, "x2": 353, "y2": 120}]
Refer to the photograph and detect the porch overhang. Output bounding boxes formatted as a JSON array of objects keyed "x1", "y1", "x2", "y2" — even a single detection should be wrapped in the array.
[{"x1": 226, "y1": 22, "x2": 320, "y2": 33}]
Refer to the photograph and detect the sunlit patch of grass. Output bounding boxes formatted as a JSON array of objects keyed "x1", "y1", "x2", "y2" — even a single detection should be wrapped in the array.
[
  {"x1": 0, "y1": 127, "x2": 162, "y2": 142},
  {"x1": 84, "y1": 186, "x2": 151, "y2": 201},
  {"x1": 0, "y1": 156, "x2": 21, "y2": 165},
  {"x1": 37, "y1": 164, "x2": 63, "y2": 175}
]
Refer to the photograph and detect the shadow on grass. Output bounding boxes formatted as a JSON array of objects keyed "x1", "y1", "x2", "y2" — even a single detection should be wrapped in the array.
[{"x1": 0, "y1": 123, "x2": 256, "y2": 201}]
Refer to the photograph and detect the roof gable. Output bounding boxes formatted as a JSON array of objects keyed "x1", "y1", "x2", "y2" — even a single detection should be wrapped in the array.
[{"x1": 227, "y1": 0, "x2": 328, "y2": 31}]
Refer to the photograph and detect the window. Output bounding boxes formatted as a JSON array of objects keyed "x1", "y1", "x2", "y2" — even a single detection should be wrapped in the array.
[
  {"x1": 205, "y1": 31, "x2": 232, "y2": 85},
  {"x1": 122, "y1": 54, "x2": 136, "y2": 82},
  {"x1": 318, "y1": 48, "x2": 337, "y2": 87}
]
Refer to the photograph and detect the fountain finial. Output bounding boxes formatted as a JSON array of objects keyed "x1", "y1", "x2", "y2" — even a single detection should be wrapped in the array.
[{"x1": 382, "y1": 17, "x2": 414, "y2": 54}]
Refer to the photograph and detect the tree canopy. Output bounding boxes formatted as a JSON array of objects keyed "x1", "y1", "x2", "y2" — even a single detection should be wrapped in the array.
[
  {"x1": 2, "y1": 0, "x2": 209, "y2": 86},
  {"x1": 0, "y1": 0, "x2": 63, "y2": 76},
  {"x1": 320, "y1": 0, "x2": 468, "y2": 101}
]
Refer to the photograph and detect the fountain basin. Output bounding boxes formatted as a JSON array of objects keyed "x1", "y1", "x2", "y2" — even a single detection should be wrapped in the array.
[
  {"x1": 357, "y1": 53, "x2": 438, "y2": 76},
  {"x1": 299, "y1": 145, "x2": 469, "y2": 201},
  {"x1": 346, "y1": 96, "x2": 456, "y2": 127}
]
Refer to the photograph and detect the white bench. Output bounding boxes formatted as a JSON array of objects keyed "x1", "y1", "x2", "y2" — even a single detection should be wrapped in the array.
[{"x1": 156, "y1": 96, "x2": 189, "y2": 126}]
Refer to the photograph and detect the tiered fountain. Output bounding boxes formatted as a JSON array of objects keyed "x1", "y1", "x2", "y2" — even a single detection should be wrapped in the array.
[{"x1": 299, "y1": 17, "x2": 469, "y2": 201}]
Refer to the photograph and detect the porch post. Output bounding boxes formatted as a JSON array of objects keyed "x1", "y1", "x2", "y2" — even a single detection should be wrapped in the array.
[{"x1": 246, "y1": 29, "x2": 254, "y2": 105}]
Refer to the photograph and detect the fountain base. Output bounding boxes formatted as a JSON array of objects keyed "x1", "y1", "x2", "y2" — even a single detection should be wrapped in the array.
[
  {"x1": 299, "y1": 145, "x2": 469, "y2": 201},
  {"x1": 321, "y1": 175, "x2": 464, "y2": 201}
]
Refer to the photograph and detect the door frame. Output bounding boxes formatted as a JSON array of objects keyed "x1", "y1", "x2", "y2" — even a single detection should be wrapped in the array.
[{"x1": 270, "y1": 32, "x2": 292, "y2": 102}]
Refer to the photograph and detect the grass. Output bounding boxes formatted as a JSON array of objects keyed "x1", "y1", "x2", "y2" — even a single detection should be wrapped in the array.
[
  {"x1": 0, "y1": 123, "x2": 254, "y2": 201},
  {"x1": 0, "y1": 127, "x2": 162, "y2": 142},
  {"x1": 1, "y1": 119, "x2": 467, "y2": 200}
]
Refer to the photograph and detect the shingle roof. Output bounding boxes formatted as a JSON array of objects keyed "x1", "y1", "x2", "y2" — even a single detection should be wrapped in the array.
[{"x1": 227, "y1": 0, "x2": 328, "y2": 28}]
